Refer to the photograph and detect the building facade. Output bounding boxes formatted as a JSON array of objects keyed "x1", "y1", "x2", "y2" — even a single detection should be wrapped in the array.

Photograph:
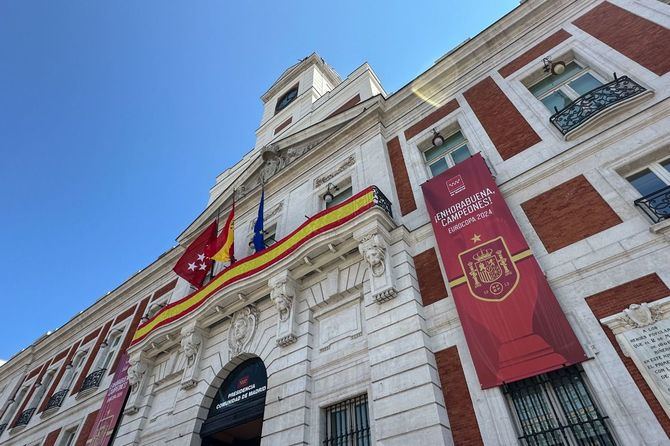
[{"x1": 2, "y1": 0, "x2": 670, "y2": 444}]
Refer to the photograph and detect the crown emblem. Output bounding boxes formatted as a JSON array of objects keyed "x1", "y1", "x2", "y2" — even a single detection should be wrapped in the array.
[{"x1": 472, "y1": 248, "x2": 494, "y2": 262}]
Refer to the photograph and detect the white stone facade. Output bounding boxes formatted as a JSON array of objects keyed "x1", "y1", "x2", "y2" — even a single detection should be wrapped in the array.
[{"x1": 2, "y1": 0, "x2": 670, "y2": 445}]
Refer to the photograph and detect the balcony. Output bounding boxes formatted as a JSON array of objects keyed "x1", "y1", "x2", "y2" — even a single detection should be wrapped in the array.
[
  {"x1": 635, "y1": 185, "x2": 670, "y2": 224},
  {"x1": 80, "y1": 369, "x2": 106, "y2": 392},
  {"x1": 131, "y1": 186, "x2": 395, "y2": 350},
  {"x1": 15, "y1": 407, "x2": 36, "y2": 427},
  {"x1": 44, "y1": 389, "x2": 69, "y2": 412},
  {"x1": 549, "y1": 75, "x2": 647, "y2": 136}
]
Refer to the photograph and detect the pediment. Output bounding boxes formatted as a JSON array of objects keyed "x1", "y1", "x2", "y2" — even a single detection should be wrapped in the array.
[{"x1": 176, "y1": 102, "x2": 373, "y2": 244}]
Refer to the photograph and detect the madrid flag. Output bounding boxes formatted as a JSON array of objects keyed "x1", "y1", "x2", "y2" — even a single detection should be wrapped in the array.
[
  {"x1": 173, "y1": 222, "x2": 217, "y2": 287},
  {"x1": 421, "y1": 154, "x2": 586, "y2": 388}
]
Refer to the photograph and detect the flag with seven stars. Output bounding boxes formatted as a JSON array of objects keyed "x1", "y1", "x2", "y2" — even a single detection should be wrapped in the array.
[{"x1": 173, "y1": 221, "x2": 218, "y2": 287}]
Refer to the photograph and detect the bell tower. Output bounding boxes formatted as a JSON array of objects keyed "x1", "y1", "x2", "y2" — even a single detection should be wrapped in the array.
[{"x1": 255, "y1": 53, "x2": 341, "y2": 148}]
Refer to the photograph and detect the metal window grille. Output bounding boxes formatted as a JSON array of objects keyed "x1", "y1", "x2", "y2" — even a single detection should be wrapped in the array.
[
  {"x1": 323, "y1": 394, "x2": 370, "y2": 446},
  {"x1": 503, "y1": 366, "x2": 617, "y2": 445}
]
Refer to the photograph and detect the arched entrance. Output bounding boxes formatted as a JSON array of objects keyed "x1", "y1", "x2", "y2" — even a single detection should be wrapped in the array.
[{"x1": 200, "y1": 357, "x2": 267, "y2": 446}]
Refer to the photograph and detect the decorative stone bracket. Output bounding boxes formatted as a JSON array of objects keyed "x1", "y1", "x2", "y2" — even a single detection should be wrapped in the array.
[
  {"x1": 125, "y1": 353, "x2": 153, "y2": 415},
  {"x1": 354, "y1": 226, "x2": 397, "y2": 303},
  {"x1": 269, "y1": 271, "x2": 298, "y2": 346},
  {"x1": 179, "y1": 324, "x2": 205, "y2": 389},
  {"x1": 228, "y1": 305, "x2": 259, "y2": 360}
]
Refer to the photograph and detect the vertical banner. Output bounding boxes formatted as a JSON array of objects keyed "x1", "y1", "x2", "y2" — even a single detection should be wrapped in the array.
[
  {"x1": 86, "y1": 353, "x2": 131, "y2": 446},
  {"x1": 421, "y1": 154, "x2": 586, "y2": 388}
]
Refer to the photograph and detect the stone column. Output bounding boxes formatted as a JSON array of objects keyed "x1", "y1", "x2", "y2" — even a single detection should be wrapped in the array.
[{"x1": 356, "y1": 223, "x2": 453, "y2": 445}]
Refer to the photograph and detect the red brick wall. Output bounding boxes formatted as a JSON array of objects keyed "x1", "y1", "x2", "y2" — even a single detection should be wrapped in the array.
[
  {"x1": 435, "y1": 346, "x2": 484, "y2": 446},
  {"x1": 327, "y1": 94, "x2": 361, "y2": 118},
  {"x1": 43, "y1": 428, "x2": 62, "y2": 446},
  {"x1": 414, "y1": 248, "x2": 448, "y2": 306},
  {"x1": 74, "y1": 409, "x2": 100, "y2": 446},
  {"x1": 403, "y1": 99, "x2": 459, "y2": 141},
  {"x1": 273, "y1": 116, "x2": 292, "y2": 135},
  {"x1": 463, "y1": 77, "x2": 541, "y2": 160},
  {"x1": 521, "y1": 175, "x2": 621, "y2": 253},
  {"x1": 499, "y1": 30, "x2": 572, "y2": 77},
  {"x1": 71, "y1": 320, "x2": 113, "y2": 396},
  {"x1": 149, "y1": 278, "x2": 178, "y2": 303},
  {"x1": 574, "y1": 2, "x2": 670, "y2": 76},
  {"x1": 386, "y1": 136, "x2": 417, "y2": 215},
  {"x1": 586, "y1": 273, "x2": 670, "y2": 437}
]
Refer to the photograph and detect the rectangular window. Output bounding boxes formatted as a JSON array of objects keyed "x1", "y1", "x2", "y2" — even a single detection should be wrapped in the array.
[
  {"x1": 423, "y1": 130, "x2": 471, "y2": 178},
  {"x1": 503, "y1": 366, "x2": 616, "y2": 446},
  {"x1": 325, "y1": 184, "x2": 353, "y2": 209},
  {"x1": 626, "y1": 158, "x2": 670, "y2": 223},
  {"x1": 323, "y1": 394, "x2": 370, "y2": 446},
  {"x1": 58, "y1": 426, "x2": 78, "y2": 446},
  {"x1": 249, "y1": 223, "x2": 277, "y2": 254},
  {"x1": 528, "y1": 61, "x2": 604, "y2": 113}
]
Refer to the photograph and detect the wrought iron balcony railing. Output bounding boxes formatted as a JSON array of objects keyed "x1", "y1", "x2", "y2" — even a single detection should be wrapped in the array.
[
  {"x1": 15, "y1": 407, "x2": 36, "y2": 427},
  {"x1": 45, "y1": 388, "x2": 69, "y2": 411},
  {"x1": 634, "y1": 185, "x2": 670, "y2": 224},
  {"x1": 371, "y1": 186, "x2": 393, "y2": 218},
  {"x1": 0, "y1": 423, "x2": 7, "y2": 436},
  {"x1": 80, "y1": 368, "x2": 106, "y2": 392},
  {"x1": 550, "y1": 75, "x2": 647, "y2": 135}
]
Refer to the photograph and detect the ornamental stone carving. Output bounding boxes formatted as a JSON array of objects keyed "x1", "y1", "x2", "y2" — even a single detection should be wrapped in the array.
[
  {"x1": 355, "y1": 227, "x2": 397, "y2": 304},
  {"x1": 358, "y1": 233, "x2": 386, "y2": 277},
  {"x1": 180, "y1": 325, "x2": 205, "y2": 389},
  {"x1": 269, "y1": 272, "x2": 298, "y2": 346},
  {"x1": 600, "y1": 297, "x2": 670, "y2": 418},
  {"x1": 314, "y1": 155, "x2": 356, "y2": 187},
  {"x1": 124, "y1": 354, "x2": 152, "y2": 415},
  {"x1": 228, "y1": 305, "x2": 259, "y2": 359}
]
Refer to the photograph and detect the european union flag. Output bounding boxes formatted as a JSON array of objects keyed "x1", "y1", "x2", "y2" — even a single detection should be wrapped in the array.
[{"x1": 252, "y1": 188, "x2": 265, "y2": 252}]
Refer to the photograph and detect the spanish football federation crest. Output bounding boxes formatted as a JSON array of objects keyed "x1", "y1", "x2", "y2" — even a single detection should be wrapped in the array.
[{"x1": 458, "y1": 236, "x2": 519, "y2": 302}]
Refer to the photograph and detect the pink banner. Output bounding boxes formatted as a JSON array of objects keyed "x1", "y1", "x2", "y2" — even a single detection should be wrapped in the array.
[{"x1": 86, "y1": 353, "x2": 131, "y2": 446}]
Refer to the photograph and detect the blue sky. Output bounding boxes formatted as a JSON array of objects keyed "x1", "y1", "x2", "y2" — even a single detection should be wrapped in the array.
[{"x1": 0, "y1": 0, "x2": 518, "y2": 361}]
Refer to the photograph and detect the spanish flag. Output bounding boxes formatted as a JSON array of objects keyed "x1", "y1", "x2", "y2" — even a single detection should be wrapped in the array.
[{"x1": 206, "y1": 204, "x2": 235, "y2": 263}]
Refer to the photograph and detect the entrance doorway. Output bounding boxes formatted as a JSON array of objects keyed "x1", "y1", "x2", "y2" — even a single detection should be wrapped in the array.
[{"x1": 200, "y1": 358, "x2": 267, "y2": 446}]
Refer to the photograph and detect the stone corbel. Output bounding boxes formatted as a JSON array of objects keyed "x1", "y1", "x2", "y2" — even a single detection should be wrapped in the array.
[
  {"x1": 179, "y1": 324, "x2": 205, "y2": 389},
  {"x1": 124, "y1": 353, "x2": 152, "y2": 415},
  {"x1": 269, "y1": 271, "x2": 298, "y2": 346},
  {"x1": 355, "y1": 227, "x2": 397, "y2": 303}
]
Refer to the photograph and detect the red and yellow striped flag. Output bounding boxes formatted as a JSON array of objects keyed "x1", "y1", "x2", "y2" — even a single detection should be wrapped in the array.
[{"x1": 206, "y1": 205, "x2": 235, "y2": 263}]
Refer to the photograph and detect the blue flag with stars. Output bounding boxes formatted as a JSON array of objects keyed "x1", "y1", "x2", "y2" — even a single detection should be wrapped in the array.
[{"x1": 252, "y1": 188, "x2": 265, "y2": 252}]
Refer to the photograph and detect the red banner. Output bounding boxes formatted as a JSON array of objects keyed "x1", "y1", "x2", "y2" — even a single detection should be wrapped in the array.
[
  {"x1": 421, "y1": 154, "x2": 586, "y2": 388},
  {"x1": 86, "y1": 353, "x2": 131, "y2": 446}
]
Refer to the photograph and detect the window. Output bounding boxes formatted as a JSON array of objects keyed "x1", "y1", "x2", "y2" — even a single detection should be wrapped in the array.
[
  {"x1": 0, "y1": 387, "x2": 28, "y2": 431},
  {"x1": 58, "y1": 425, "x2": 78, "y2": 446},
  {"x1": 98, "y1": 329, "x2": 123, "y2": 371},
  {"x1": 626, "y1": 158, "x2": 670, "y2": 223},
  {"x1": 323, "y1": 394, "x2": 370, "y2": 446},
  {"x1": 275, "y1": 85, "x2": 299, "y2": 114},
  {"x1": 423, "y1": 130, "x2": 471, "y2": 177},
  {"x1": 503, "y1": 366, "x2": 616, "y2": 446},
  {"x1": 249, "y1": 223, "x2": 277, "y2": 254},
  {"x1": 528, "y1": 61, "x2": 603, "y2": 114},
  {"x1": 324, "y1": 179, "x2": 353, "y2": 210},
  {"x1": 60, "y1": 351, "x2": 87, "y2": 391}
]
